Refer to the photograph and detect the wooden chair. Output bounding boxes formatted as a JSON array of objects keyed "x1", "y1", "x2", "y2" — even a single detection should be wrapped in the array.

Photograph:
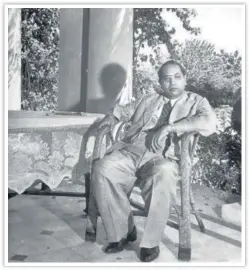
[{"x1": 84, "y1": 124, "x2": 205, "y2": 261}]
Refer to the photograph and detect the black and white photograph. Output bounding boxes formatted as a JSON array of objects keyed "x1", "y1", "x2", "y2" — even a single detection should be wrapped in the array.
[{"x1": 6, "y1": 4, "x2": 245, "y2": 265}]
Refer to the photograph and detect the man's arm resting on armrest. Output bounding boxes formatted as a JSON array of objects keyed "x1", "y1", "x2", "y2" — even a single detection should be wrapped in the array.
[
  {"x1": 146, "y1": 97, "x2": 216, "y2": 152},
  {"x1": 98, "y1": 113, "x2": 119, "y2": 129},
  {"x1": 165, "y1": 98, "x2": 217, "y2": 136}
]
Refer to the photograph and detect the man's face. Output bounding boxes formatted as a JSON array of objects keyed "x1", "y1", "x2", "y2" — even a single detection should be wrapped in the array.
[{"x1": 159, "y1": 64, "x2": 186, "y2": 99}]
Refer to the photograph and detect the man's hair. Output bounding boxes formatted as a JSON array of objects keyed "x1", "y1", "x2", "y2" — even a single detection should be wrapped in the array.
[{"x1": 158, "y1": 59, "x2": 187, "y2": 79}]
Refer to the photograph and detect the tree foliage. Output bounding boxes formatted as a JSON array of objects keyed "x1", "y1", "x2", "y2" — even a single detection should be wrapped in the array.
[
  {"x1": 133, "y1": 8, "x2": 201, "y2": 99},
  {"x1": 193, "y1": 128, "x2": 241, "y2": 194},
  {"x1": 174, "y1": 39, "x2": 242, "y2": 107},
  {"x1": 133, "y1": 8, "x2": 200, "y2": 65},
  {"x1": 133, "y1": 8, "x2": 241, "y2": 107},
  {"x1": 21, "y1": 8, "x2": 60, "y2": 111}
]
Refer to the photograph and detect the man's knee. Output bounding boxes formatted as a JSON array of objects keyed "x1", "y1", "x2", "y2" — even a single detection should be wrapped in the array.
[
  {"x1": 92, "y1": 159, "x2": 104, "y2": 174},
  {"x1": 91, "y1": 158, "x2": 110, "y2": 185},
  {"x1": 151, "y1": 160, "x2": 179, "y2": 180},
  {"x1": 91, "y1": 151, "x2": 136, "y2": 189},
  {"x1": 153, "y1": 162, "x2": 179, "y2": 198},
  {"x1": 139, "y1": 160, "x2": 179, "y2": 195},
  {"x1": 91, "y1": 154, "x2": 121, "y2": 184}
]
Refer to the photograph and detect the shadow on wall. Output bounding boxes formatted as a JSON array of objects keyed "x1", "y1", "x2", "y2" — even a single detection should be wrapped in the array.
[
  {"x1": 71, "y1": 64, "x2": 127, "y2": 183},
  {"x1": 86, "y1": 63, "x2": 127, "y2": 114}
]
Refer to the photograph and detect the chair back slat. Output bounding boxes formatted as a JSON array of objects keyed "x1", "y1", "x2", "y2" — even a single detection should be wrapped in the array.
[
  {"x1": 92, "y1": 125, "x2": 112, "y2": 162},
  {"x1": 190, "y1": 134, "x2": 200, "y2": 160}
]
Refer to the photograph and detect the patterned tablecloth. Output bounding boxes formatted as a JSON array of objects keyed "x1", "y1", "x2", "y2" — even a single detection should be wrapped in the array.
[{"x1": 8, "y1": 111, "x2": 106, "y2": 194}]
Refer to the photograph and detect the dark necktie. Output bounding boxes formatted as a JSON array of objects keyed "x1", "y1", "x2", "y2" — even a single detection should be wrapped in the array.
[
  {"x1": 157, "y1": 101, "x2": 175, "y2": 155},
  {"x1": 156, "y1": 101, "x2": 172, "y2": 129}
]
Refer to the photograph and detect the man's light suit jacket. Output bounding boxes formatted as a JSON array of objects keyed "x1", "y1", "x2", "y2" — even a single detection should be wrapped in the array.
[{"x1": 109, "y1": 91, "x2": 217, "y2": 157}]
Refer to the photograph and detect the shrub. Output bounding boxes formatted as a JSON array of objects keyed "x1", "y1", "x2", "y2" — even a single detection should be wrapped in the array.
[
  {"x1": 192, "y1": 128, "x2": 241, "y2": 194},
  {"x1": 21, "y1": 8, "x2": 60, "y2": 111}
]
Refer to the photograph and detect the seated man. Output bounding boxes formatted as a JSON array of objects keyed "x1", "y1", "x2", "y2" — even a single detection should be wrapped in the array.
[{"x1": 86, "y1": 59, "x2": 216, "y2": 262}]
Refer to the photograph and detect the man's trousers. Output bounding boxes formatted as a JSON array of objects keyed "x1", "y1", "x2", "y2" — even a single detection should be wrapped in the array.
[{"x1": 90, "y1": 142, "x2": 180, "y2": 248}]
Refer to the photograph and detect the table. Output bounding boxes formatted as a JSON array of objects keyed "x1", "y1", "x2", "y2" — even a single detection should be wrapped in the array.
[{"x1": 8, "y1": 111, "x2": 105, "y2": 194}]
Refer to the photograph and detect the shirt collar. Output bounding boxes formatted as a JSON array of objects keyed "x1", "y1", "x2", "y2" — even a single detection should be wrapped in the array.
[
  {"x1": 163, "y1": 96, "x2": 180, "y2": 107},
  {"x1": 162, "y1": 91, "x2": 188, "y2": 106}
]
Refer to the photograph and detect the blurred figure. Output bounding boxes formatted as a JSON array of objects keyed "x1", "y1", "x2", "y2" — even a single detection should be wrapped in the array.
[{"x1": 231, "y1": 91, "x2": 241, "y2": 134}]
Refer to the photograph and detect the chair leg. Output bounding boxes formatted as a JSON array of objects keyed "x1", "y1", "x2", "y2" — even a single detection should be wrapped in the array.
[
  {"x1": 174, "y1": 204, "x2": 180, "y2": 217},
  {"x1": 190, "y1": 188, "x2": 205, "y2": 233},
  {"x1": 41, "y1": 182, "x2": 50, "y2": 191},
  {"x1": 83, "y1": 173, "x2": 91, "y2": 215},
  {"x1": 178, "y1": 214, "x2": 191, "y2": 261},
  {"x1": 8, "y1": 192, "x2": 18, "y2": 200},
  {"x1": 176, "y1": 187, "x2": 205, "y2": 261},
  {"x1": 178, "y1": 141, "x2": 192, "y2": 261},
  {"x1": 174, "y1": 191, "x2": 205, "y2": 233},
  {"x1": 178, "y1": 193, "x2": 191, "y2": 261},
  {"x1": 175, "y1": 201, "x2": 191, "y2": 261}
]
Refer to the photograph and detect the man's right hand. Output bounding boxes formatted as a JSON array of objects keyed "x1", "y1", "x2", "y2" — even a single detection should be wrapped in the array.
[{"x1": 98, "y1": 114, "x2": 118, "y2": 130}]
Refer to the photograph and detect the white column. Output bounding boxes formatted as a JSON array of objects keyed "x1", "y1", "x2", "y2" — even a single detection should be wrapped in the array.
[
  {"x1": 58, "y1": 8, "x2": 89, "y2": 112},
  {"x1": 86, "y1": 8, "x2": 133, "y2": 114},
  {"x1": 8, "y1": 8, "x2": 21, "y2": 110}
]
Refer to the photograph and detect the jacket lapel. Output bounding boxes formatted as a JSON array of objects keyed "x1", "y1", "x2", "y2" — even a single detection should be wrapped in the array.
[
  {"x1": 133, "y1": 93, "x2": 162, "y2": 125},
  {"x1": 168, "y1": 92, "x2": 193, "y2": 124},
  {"x1": 132, "y1": 91, "x2": 199, "y2": 128}
]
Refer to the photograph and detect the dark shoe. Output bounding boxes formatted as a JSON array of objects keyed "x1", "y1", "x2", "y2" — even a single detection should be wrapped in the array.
[
  {"x1": 85, "y1": 217, "x2": 97, "y2": 242},
  {"x1": 104, "y1": 238, "x2": 127, "y2": 253},
  {"x1": 85, "y1": 231, "x2": 96, "y2": 242},
  {"x1": 140, "y1": 246, "x2": 160, "y2": 262},
  {"x1": 126, "y1": 226, "x2": 137, "y2": 242},
  {"x1": 104, "y1": 226, "x2": 137, "y2": 254}
]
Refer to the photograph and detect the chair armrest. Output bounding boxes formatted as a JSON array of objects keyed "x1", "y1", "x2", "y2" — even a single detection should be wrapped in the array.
[
  {"x1": 92, "y1": 120, "x2": 129, "y2": 161},
  {"x1": 179, "y1": 132, "x2": 200, "y2": 161},
  {"x1": 179, "y1": 132, "x2": 198, "y2": 216},
  {"x1": 92, "y1": 125, "x2": 113, "y2": 162}
]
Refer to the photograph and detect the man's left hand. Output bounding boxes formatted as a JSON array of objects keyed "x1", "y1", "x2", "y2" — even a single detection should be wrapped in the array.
[{"x1": 145, "y1": 125, "x2": 173, "y2": 153}]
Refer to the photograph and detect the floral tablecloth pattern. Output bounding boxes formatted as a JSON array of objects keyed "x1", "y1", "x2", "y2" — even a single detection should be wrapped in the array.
[{"x1": 8, "y1": 128, "x2": 106, "y2": 194}]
